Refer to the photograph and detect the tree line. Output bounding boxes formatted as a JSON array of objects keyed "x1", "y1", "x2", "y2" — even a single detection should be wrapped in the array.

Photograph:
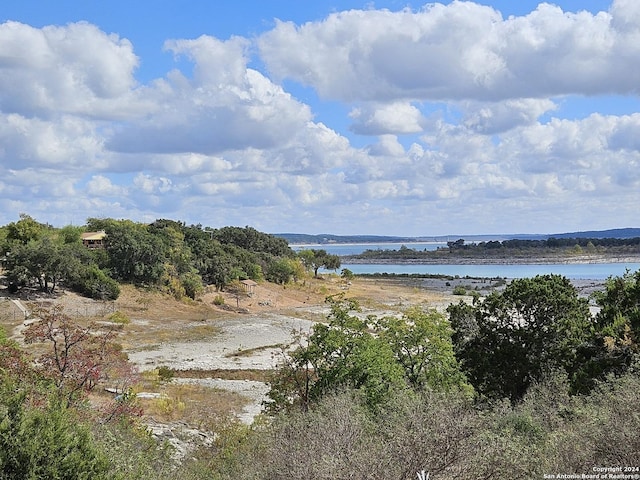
[
  {"x1": 0, "y1": 214, "x2": 341, "y2": 300},
  {"x1": 350, "y1": 236, "x2": 640, "y2": 260},
  {"x1": 265, "y1": 272, "x2": 639, "y2": 410}
]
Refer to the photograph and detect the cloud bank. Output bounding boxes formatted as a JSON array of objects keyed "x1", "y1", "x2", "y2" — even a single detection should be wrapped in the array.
[{"x1": 1, "y1": 1, "x2": 639, "y2": 235}]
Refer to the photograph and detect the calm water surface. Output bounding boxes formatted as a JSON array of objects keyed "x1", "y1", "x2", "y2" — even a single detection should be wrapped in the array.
[
  {"x1": 297, "y1": 243, "x2": 640, "y2": 279},
  {"x1": 293, "y1": 242, "x2": 445, "y2": 256},
  {"x1": 338, "y1": 263, "x2": 640, "y2": 280}
]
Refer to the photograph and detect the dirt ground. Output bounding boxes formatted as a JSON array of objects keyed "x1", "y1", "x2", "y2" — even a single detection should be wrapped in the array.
[
  {"x1": 1, "y1": 277, "x2": 460, "y2": 424},
  {"x1": 0, "y1": 274, "x2": 606, "y2": 457}
]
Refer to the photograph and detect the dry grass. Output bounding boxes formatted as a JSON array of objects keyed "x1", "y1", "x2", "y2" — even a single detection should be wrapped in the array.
[
  {"x1": 138, "y1": 383, "x2": 248, "y2": 429},
  {"x1": 115, "y1": 285, "x2": 219, "y2": 322},
  {"x1": 133, "y1": 369, "x2": 251, "y2": 428},
  {"x1": 342, "y1": 277, "x2": 452, "y2": 311},
  {"x1": 104, "y1": 285, "x2": 225, "y2": 350},
  {"x1": 234, "y1": 279, "x2": 333, "y2": 311},
  {"x1": 172, "y1": 368, "x2": 272, "y2": 382},
  {"x1": 122, "y1": 323, "x2": 221, "y2": 349}
]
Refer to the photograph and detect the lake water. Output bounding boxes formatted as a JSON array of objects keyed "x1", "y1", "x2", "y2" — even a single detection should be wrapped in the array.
[
  {"x1": 294, "y1": 243, "x2": 640, "y2": 280},
  {"x1": 292, "y1": 242, "x2": 446, "y2": 256},
  {"x1": 337, "y1": 263, "x2": 640, "y2": 280}
]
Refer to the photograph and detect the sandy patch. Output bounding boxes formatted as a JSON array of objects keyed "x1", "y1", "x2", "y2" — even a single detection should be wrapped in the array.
[{"x1": 126, "y1": 313, "x2": 314, "y2": 371}]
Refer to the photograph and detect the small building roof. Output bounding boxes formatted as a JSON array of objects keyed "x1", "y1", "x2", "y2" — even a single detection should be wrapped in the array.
[
  {"x1": 81, "y1": 231, "x2": 107, "y2": 241},
  {"x1": 241, "y1": 279, "x2": 258, "y2": 286}
]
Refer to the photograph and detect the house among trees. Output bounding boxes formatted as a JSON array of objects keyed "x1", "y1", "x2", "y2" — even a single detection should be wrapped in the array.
[
  {"x1": 241, "y1": 279, "x2": 257, "y2": 296},
  {"x1": 81, "y1": 230, "x2": 106, "y2": 249}
]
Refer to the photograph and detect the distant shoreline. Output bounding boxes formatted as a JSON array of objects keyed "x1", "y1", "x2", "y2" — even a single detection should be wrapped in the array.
[
  {"x1": 340, "y1": 254, "x2": 640, "y2": 266},
  {"x1": 290, "y1": 241, "x2": 445, "y2": 247}
]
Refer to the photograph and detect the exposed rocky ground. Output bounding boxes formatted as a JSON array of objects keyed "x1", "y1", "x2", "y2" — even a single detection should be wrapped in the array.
[{"x1": 0, "y1": 274, "x2": 608, "y2": 460}]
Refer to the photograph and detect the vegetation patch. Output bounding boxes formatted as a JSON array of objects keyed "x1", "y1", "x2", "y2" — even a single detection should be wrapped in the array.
[
  {"x1": 138, "y1": 383, "x2": 248, "y2": 429},
  {"x1": 108, "y1": 310, "x2": 130, "y2": 324},
  {"x1": 171, "y1": 368, "x2": 273, "y2": 382},
  {"x1": 452, "y1": 285, "x2": 467, "y2": 295},
  {"x1": 225, "y1": 343, "x2": 286, "y2": 358}
]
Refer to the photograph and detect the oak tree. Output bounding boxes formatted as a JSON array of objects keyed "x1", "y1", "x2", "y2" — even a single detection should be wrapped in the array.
[
  {"x1": 266, "y1": 298, "x2": 466, "y2": 413},
  {"x1": 448, "y1": 274, "x2": 593, "y2": 401}
]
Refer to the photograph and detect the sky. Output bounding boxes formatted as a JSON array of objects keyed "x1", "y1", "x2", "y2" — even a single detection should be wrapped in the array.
[{"x1": 0, "y1": 0, "x2": 639, "y2": 236}]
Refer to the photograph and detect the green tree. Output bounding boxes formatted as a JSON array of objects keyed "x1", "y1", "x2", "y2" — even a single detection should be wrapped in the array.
[
  {"x1": 448, "y1": 274, "x2": 593, "y2": 401},
  {"x1": 594, "y1": 269, "x2": 640, "y2": 342},
  {"x1": 180, "y1": 270, "x2": 204, "y2": 300},
  {"x1": 589, "y1": 269, "x2": 640, "y2": 376},
  {"x1": 3, "y1": 236, "x2": 118, "y2": 299},
  {"x1": 200, "y1": 249, "x2": 235, "y2": 291},
  {"x1": 0, "y1": 382, "x2": 110, "y2": 480},
  {"x1": 288, "y1": 258, "x2": 306, "y2": 283},
  {"x1": 58, "y1": 224, "x2": 84, "y2": 245},
  {"x1": 102, "y1": 221, "x2": 167, "y2": 285},
  {"x1": 376, "y1": 307, "x2": 468, "y2": 392},
  {"x1": 298, "y1": 249, "x2": 341, "y2": 277},
  {"x1": 4, "y1": 213, "x2": 47, "y2": 247},
  {"x1": 296, "y1": 249, "x2": 315, "y2": 272},
  {"x1": 267, "y1": 298, "x2": 466, "y2": 413},
  {"x1": 148, "y1": 219, "x2": 193, "y2": 275},
  {"x1": 4, "y1": 237, "x2": 66, "y2": 293},
  {"x1": 265, "y1": 258, "x2": 295, "y2": 285},
  {"x1": 212, "y1": 226, "x2": 292, "y2": 257},
  {"x1": 340, "y1": 268, "x2": 355, "y2": 281}
]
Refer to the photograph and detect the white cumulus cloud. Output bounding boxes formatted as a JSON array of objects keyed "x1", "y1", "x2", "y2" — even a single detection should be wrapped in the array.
[{"x1": 258, "y1": 1, "x2": 640, "y2": 102}]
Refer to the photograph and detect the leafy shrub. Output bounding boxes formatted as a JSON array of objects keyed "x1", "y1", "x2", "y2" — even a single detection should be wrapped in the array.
[
  {"x1": 0, "y1": 380, "x2": 111, "y2": 479},
  {"x1": 453, "y1": 285, "x2": 467, "y2": 295},
  {"x1": 165, "y1": 275, "x2": 185, "y2": 300},
  {"x1": 181, "y1": 271, "x2": 204, "y2": 300},
  {"x1": 157, "y1": 365, "x2": 174, "y2": 382},
  {"x1": 108, "y1": 311, "x2": 130, "y2": 325},
  {"x1": 266, "y1": 300, "x2": 468, "y2": 413},
  {"x1": 69, "y1": 264, "x2": 120, "y2": 300},
  {"x1": 213, "y1": 295, "x2": 225, "y2": 305},
  {"x1": 264, "y1": 258, "x2": 295, "y2": 285}
]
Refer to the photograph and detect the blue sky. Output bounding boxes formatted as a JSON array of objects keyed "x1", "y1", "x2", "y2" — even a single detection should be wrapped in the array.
[{"x1": 0, "y1": 1, "x2": 639, "y2": 235}]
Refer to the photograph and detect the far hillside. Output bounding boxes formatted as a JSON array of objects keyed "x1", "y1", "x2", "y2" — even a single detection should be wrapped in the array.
[
  {"x1": 276, "y1": 233, "x2": 429, "y2": 244},
  {"x1": 550, "y1": 227, "x2": 640, "y2": 239},
  {"x1": 276, "y1": 227, "x2": 640, "y2": 245}
]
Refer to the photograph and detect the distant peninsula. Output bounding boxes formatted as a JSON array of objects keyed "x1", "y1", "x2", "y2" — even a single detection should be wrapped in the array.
[
  {"x1": 277, "y1": 228, "x2": 640, "y2": 245},
  {"x1": 341, "y1": 236, "x2": 640, "y2": 265}
]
